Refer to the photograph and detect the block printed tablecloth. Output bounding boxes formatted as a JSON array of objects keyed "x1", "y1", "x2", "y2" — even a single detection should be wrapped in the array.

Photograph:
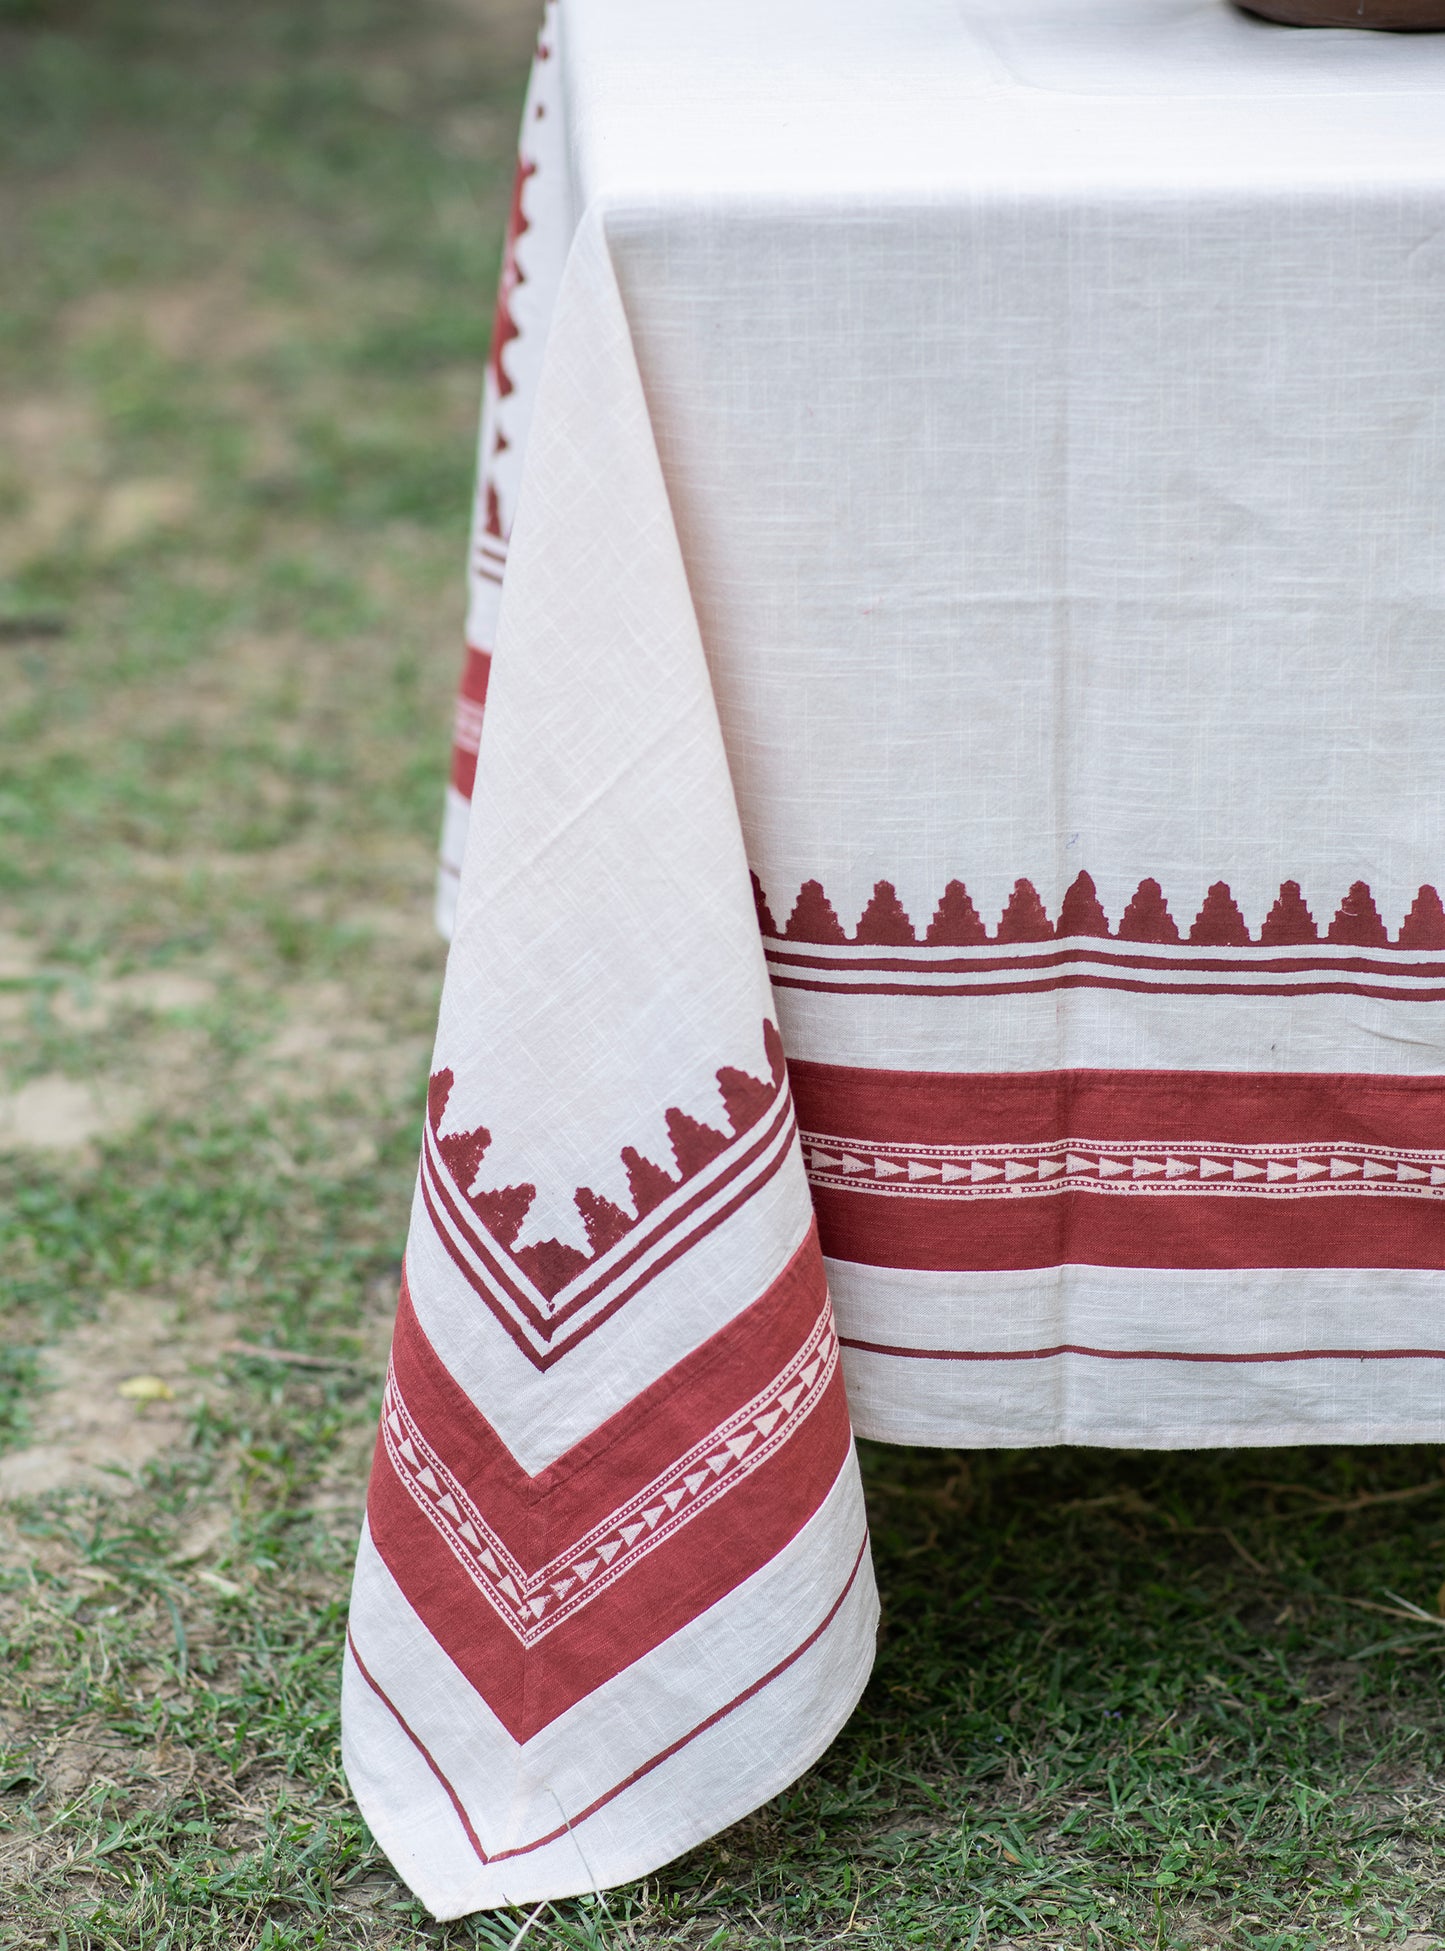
[{"x1": 346, "y1": 0, "x2": 1445, "y2": 1915}]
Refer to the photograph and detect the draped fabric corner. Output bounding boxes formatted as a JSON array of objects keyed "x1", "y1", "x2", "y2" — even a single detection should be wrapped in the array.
[{"x1": 344, "y1": 102, "x2": 875, "y2": 1919}]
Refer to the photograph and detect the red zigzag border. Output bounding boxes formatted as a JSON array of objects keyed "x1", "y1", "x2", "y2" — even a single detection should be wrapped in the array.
[
  {"x1": 427, "y1": 1021, "x2": 789, "y2": 1305},
  {"x1": 753, "y1": 871, "x2": 1445, "y2": 950}
]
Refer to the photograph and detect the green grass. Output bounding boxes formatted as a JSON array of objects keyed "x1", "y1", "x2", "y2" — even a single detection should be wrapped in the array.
[{"x1": 4, "y1": 2, "x2": 1445, "y2": 1947}]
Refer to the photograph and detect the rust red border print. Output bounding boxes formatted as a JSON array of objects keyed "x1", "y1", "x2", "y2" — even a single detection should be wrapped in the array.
[
  {"x1": 421, "y1": 1022, "x2": 799, "y2": 1367},
  {"x1": 367, "y1": 1238, "x2": 851, "y2": 1740},
  {"x1": 756, "y1": 873, "x2": 1445, "y2": 1002},
  {"x1": 790, "y1": 1062, "x2": 1445, "y2": 1273}
]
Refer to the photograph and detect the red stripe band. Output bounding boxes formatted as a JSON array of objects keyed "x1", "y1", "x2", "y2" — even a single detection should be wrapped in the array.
[
  {"x1": 841, "y1": 1338, "x2": 1445, "y2": 1365},
  {"x1": 347, "y1": 1626, "x2": 490, "y2": 1868},
  {"x1": 768, "y1": 948, "x2": 1445, "y2": 978},
  {"x1": 790, "y1": 1062, "x2": 1445, "y2": 1271},
  {"x1": 772, "y1": 971, "x2": 1445, "y2": 1003}
]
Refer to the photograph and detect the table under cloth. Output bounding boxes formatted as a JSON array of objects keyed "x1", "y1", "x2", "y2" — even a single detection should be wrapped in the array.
[{"x1": 344, "y1": 0, "x2": 1445, "y2": 1916}]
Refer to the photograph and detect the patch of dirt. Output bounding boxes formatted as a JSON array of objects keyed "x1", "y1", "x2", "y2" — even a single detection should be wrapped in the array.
[
  {"x1": 65, "y1": 270, "x2": 299, "y2": 368},
  {"x1": 0, "y1": 1292, "x2": 229, "y2": 1501},
  {"x1": 92, "y1": 475, "x2": 197, "y2": 554},
  {"x1": 29, "y1": 1729, "x2": 136, "y2": 1806},
  {"x1": 0, "y1": 1707, "x2": 222, "y2": 1850},
  {"x1": 0, "y1": 930, "x2": 40, "y2": 980},
  {"x1": 0, "y1": 1072, "x2": 145, "y2": 1152},
  {"x1": 1, "y1": 912, "x2": 428, "y2": 1150},
  {"x1": 249, "y1": 981, "x2": 430, "y2": 1109},
  {"x1": 0, "y1": 394, "x2": 106, "y2": 571},
  {"x1": 48, "y1": 969, "x2": 217, "y2": 1033}
]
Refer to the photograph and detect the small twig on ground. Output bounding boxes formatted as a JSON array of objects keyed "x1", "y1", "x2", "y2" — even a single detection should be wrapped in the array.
[
  {"x1": 1218, "y1": 1527, "x2": 1270, "y2": 1576},
  {"x1": 1059, "y1": 1490, "x2": 1165, "y2": 1519},
  {"x1": 1246, "y1": 1477, "x2": 1445, "y2": 1516},
  {"x1": 219, "y1": 1339, "x2": 362, "y2": 1371}
]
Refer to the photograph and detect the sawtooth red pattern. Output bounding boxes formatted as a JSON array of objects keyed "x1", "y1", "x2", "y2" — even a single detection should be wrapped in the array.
[
  {"x1": 487, "y1": 157, "x2": 535, "y2": 414},
  {"x1": 427, "y1": 1022, "x2": 789, "y2": 1303},
  {"x1": 761, "y1": 871, "x2": 1445, "y2": 949}
]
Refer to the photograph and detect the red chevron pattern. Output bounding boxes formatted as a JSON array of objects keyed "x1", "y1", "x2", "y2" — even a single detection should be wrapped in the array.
[
  {"x1": 420, "y1": 1022, "x2": 795, "y2": 1367},
  {"x1": 757, "y1": 873, "x2": 1445, "y2": 1001},
  {"x1": 368, "y1": 1239, "x2": 851, "y2": 1740},
  {"x1": 379, "y1": 1301, "x2": 838, "y2": 1648},
  {"x1": 419, "y1": 1030, "x2": 787, "y2": 1365},
  {"x1": 790, "y1": 1062, "x2": 1445, "y2": 1273}
]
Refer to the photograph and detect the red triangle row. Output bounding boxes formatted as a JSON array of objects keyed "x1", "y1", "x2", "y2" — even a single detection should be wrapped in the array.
[
  {"x1": 426, "y1": 1022, "x2": 787, "y2": 1302},
  {"x1": 753, "y1": 872, "x2": 1445, "y2": 950}
]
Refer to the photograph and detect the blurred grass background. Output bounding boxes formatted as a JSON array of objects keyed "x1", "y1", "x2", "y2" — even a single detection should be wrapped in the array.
[{"x1": 3, "y1": 2, "x2": 1445, "y2": 1947}]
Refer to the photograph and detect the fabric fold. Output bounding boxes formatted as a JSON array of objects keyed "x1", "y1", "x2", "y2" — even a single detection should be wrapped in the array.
[{"x1": 345, "y1": 195, "x2": 876, "y2": 1918}]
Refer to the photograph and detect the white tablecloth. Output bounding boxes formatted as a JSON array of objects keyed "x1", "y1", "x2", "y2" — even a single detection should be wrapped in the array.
[{"x1": 349, "y1": 0, "x2": 1445, "y2": 1915}]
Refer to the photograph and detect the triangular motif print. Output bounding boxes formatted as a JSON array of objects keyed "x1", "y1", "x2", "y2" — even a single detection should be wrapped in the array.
[
  {"x1": 1056, "y1": 871, "x2": 1111, "y2": 938},
  {"x1": 1399, "y1": 885, "x2": 1445, "y2": 949},
  {"x1": 995, "y1": 879, "x2": 1054, "y2": 943},
  {"x1": 1189, "y1": 882, "x2": 1251, "y2": 946},
  {"x1": 421, "y1": 1021, "x2": 797, "y2": 1367},
  {"x1": 1117, "y1": 879, "x2": 1180, "y2": 944},
  {"x1": 924, "y1": 880, "x2": 988, "y2": 945},
  {"x1": 853, "y1": 881, "x2": 917, "y2": 945},
  {"x1": 1328, "y1": 881, "x2": 1389, "y2": 947},
  {"x1": 749, "y1": 870, "x2": 781, "y2": 939},
  {"x1": 755, "y1": 870, "x2": 1445, "y2": 950},
  {"x1": 784, "y1": 880, "x2": 847, "y2": 943},
  {"x1": 487, "y1": 156, "x2": 535, "y2": 403},
  {"x1": 1260, "y1": 880, "x2": 1318, "y2": 945},
  {"x1": 755, "y1": 871, "x2": 1445, "y2": 1005},
  {"x1": 797, "y1": 1130, "x2": 1445, "y2": 1205}
]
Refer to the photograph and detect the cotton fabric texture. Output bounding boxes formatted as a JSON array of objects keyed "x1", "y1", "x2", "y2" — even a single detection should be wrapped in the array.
[{"x1": 347, "y1": 0, "x2": 1445, "y2": 1916}]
